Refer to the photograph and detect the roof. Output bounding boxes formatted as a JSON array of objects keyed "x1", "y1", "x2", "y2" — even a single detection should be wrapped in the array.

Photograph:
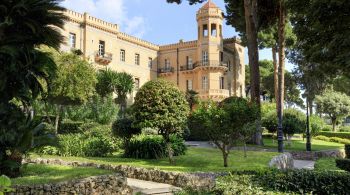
[{"x1": 201, "y1": 0, "x2": 218, "y2": 9}]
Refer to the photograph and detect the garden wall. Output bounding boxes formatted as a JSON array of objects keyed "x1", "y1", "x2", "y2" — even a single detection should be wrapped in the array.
[
  {"x1": 24, "y1": 158, "x2": 215, "y2": 191},
  {"x1": 290, "y1": 149, "x2": 345, "y2": 160},
  {"x1": 9, "y1": 174, "x2": 132, "y2": 195}
]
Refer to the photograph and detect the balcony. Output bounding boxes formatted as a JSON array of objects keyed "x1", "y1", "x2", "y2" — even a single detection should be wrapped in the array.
[
  {"x1": 95, "y1": 52, "x2": 113, "y2": 65},
  {"x1": 158, "y1": 67, "x2": 174, "y2": 76},
  {"x1": 180, "y1": 61, "x2": 228, "y2": 73},
  {"x1": 198, "y1": 89, "x2": 230, "y2": 101}
]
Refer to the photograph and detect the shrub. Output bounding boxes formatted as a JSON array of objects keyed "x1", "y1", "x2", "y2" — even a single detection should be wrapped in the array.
[
  {"x1": 112, "y1": 118, "x2": 141, "y2": 147},
  {"x1": 321, "y1": 125, "x2": 332, "y2": 132},
  {"x1": 187, "y1": 113, "x2": 210, "y2": 141},
  {"x1": 57, "y1": 133, "x2": 115, "y2": 157},
  {"x1": 283, "y1": 108, "x2": 306, "y2": 136},
  {"x1": 346, "y1": 144, "x2": 350, "y2": 158},
  {"x1": 314, "y1": 135, "x2": 350, "y2": 144},
  {"x1": 262, "y1": 110, "x2": 277, "y2": 134},
  {"x1": 316, "y1": 131, "x2": 350, "y2": 139},
  {"x1": 340, "y1": 126, "x2": 350, "y2": 132},
  {"x1": 123, "y1": 135, "x2": 187, "y2": 159},
  {"x1": 310, "y1": 115, "x2": 325, "y2": 137},
  {"x1": 254, "y1": 169, "x2": 350, "y2": 194},
  {"x1": 141, "y1": 127, "x2": 158, "y2": 135},
  {"x1": 335, "y1": 159, "x2": 350, "y2": 172},
  {"x1": 58, "y1": 120, "x2": 84, "y2": 134},
  {"x1": 35, "y1": 146, "x2": 60, "y2": 155}
]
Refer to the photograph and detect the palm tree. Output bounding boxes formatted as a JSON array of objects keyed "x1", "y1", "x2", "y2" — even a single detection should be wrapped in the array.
[
  {"x1": 186, "y1": 90, "x2": 199, "y2": 111},
  {"x1": 115, "y1": 72, "x2": 134, "y2": 118},
  {"x1": 96, "y1": 69, "x2": 119, "y2": 98},
  {"x1": 0, "y1": 0, "x2": 66, "y2": 177}
]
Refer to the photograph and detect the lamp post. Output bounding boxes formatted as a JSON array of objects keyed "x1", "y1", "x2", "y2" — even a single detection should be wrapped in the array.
[{"x1": 305, "y1": 93, "x2": 311, "y2": 151}]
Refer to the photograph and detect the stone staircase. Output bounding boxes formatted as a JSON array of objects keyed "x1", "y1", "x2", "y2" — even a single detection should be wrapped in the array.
[{"x1": 127, "y1": 178, "x2": 182, "y2": 195}]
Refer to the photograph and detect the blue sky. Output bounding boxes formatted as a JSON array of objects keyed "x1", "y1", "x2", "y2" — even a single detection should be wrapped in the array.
[{"x1": 62, "y1": 0, "x2": 294, "y2": 71}]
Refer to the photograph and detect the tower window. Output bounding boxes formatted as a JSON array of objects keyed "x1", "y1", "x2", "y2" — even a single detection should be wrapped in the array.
[
  {"x1": 228, "y1": 61, "x2": 231, "y2": 71},
  {"x1": 135, "y1": 78, "x2": 140, "y2": 90},
  {"x1": 202, "y1": 51, "x2": 208, "y2": 65},
  {"x1": 203, "y1": 24, "x2": 208, "y2": 37},
  {"x1": 69, "y1": 33, "x2": 76, "y2": 48},
  {"x1": 220, "y1": 51, "x2": 224, "y2": 62},
  {"x1": 148, "y1": 57, "x2": 152, "y2": 68},
  {"x1": 211, "y1": 24, "x2": 217, "y2": 37},
  {"x1": 120, "y1": 49, "x2": 125, "y2": 62},
  {"x1": 98, "y1": 40, "x2": 105, "y2": 56},
  {"x1": 186, "y1": 56, "x2": 193, "y2": 69},
  {"x1": 198, "y1": 26, "x2": 200, "y2": 38},
  {"x1": 202, "y1": 76, "x2": 208, "y2": 90},
  {"x1": 219, "y1": 25, "x2": 222, "y2": 37},
  {"x1": 220, "y1": 77, "x2": 224, "y2": 89},
  {"x1": 135, "y1": 53, "x2": 140, "y2": 65},
  {"x1": 165, "y1": 59, "x2": 170, "y2": 69},
  {"x1": 186, "y1": 80, "x2": 193, "y2": 91}
]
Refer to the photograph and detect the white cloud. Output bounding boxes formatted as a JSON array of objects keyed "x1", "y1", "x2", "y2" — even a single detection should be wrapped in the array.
[{"x1": 62, "y1": 0, "x2": 147, "y2": 38}]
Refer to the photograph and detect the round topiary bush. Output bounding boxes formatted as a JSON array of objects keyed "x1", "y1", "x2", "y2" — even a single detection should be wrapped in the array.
[{"x1": 112, "y1": 117, "x2": 141, "y2": 148}]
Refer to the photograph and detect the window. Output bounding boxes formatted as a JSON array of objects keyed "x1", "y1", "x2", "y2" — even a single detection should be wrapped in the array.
[
  {"x1": 202, "y1": 76, "x2": 208, "y2": 90},
  {"x1": 69, "y1": 33, "x2": 76, "y2": 48},
  {"x1": 135, "y1": 53, "x2": 140, "y2": 65},
  {"x1": 165, "y1": 59, "x2": 170, "y2": 69},
  {"x1": 186, "y1": 56, "x2": 193, "y2": 69},
  {"x1": 211, "y1": 24, "x2": 217, "y2": 37},
  {"x1": 148, "y1": 57, "x2": 152, "y2": 68},
  {"x1": 219, "y1": 25, "x2": 222, "y2": 37},
  {"x1": 203, "y1": 24, "x2": 208, "y2": 37},
  {"x1": 198, "y1": 27, "x2": 200, "y2": 38},
  {"x1": 135, "y1": 78, "x2": 140, "y2": 90},
  {"x1": 98, "y1": 40, "x2": 105, "y2": 56},
  {"x1": 186, "y1": 80, "x2": 193, "y2": 91},
  {"x1": 220, "y1": 77, "x2": 224, "y2": 89},
  {"x1": 220, "y1": 51, "x2": 224, "y2": 62},
  {"x1": 202, "y1": 51, "x2": 208, "y2": 65},
  {"x1": 120, "y1": 49, "x2": 125, "y2": 62},
  {"x1": 228, "y1": 61, "x2": 231, "y2": 71}
]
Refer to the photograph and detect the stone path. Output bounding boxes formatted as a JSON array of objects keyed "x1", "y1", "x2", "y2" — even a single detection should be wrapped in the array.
[
  {"x1": 127, "y1": 178, "x2": 181, "y2": 195},
  {"x1": 293, "y1": 160, "x2": 315, "y2": 170}
]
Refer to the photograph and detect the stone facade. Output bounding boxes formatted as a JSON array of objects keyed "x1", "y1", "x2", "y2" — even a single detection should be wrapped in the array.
[
  {"x1": 9, "y1": 174, "x2": 132, "y2": 195},
  {"x1": 268, "y1": 153, "x2": 294, "y2": 170},
  {"x1": 24, "y1": 158, "x2": 215, "y2": 191},
  {"x1": 290, "y1": 149, "x2": 345, "y2": 160},
  {"x1": 61, "y1": 1, "x2": 245, "y2": 103}
]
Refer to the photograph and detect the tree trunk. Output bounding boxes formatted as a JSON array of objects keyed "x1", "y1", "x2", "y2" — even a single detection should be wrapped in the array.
[
  {"x1": 222, "y1": 147, "x2": 229, "y2": 167},
  {"x1": 244, "y1": 143, "x2": 247, "y2": 158},
  {"x1": 272, "y1": 46, "x2": 279, "y2": 111},
  {"x1": 165, "y1": 134, "x2": 174, "y2": 164},
  {"x1": 119, "y1": 99, "x2": 127, "y2": 118},
  {"x1": 244, "y1": 0, "x2": 262, "y2": 146},
  {"x1": 277, "y1": 0, "x2": 286, "y2": 153},
  {"x1": 331, "y1": 117, "x2": 337, "y2": 132},
  {"x1": 54, "y1": 105, "x2": 63, "y2": 135}
]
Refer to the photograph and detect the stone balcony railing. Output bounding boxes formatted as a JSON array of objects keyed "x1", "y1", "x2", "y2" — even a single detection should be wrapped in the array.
[
  {"x1": 180, "y1": 60, "x2": 228, "y2": 72},
  {"x1": 198, "y1": 89, "x2": 230, "y2": 99},
  {"x1": 158, "y1": 67, "x2": 174, "y2": 76},
  {"x1": 95, "y1": 52, "x2": 113, "y2": 65}
]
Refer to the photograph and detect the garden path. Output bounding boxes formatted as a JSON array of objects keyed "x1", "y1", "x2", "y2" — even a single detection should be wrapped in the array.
[{"x1": 127, "y1": 178, "x2": 181, "y2": 195}]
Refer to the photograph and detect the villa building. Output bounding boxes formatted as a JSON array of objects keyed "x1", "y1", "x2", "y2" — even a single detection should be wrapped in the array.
[{"x1": 60, "y1": 1, "x2": 245, "y2": 102}]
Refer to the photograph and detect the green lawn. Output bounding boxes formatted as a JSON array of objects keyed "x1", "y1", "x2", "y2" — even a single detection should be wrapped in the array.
[
  {"x1": 30, "y1": 147, "x2": 278, "y2": 172},
  {"x1": 261, "y1": 138, "x2": 344, "y2": 151},
  {"x1": 12, "y1": 164, "x2": 113, "y2": 185},
  {"x1": 314, "y1": 158, "x2": 343, "y2": 172}
]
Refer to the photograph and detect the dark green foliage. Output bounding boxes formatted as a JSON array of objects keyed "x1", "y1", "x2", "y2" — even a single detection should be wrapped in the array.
[
  {"x1": 314, "y1": 136, "x2": 350, "y2": 145},
  {"x1": 112, "y1": 117, "x2": 141, "y2": 147},
  {"x1": 262, "y1": 110, "x2": 277, "y2": 134},
  {"x1": 187, "y1": 113, "x2": 210, "y2": 141},
  {"x1": 316, "y1": 131, "x2": 350, "y2": 140},
  {"x1": 336, "y1": 159, "x2": 350, "y2": 172},
  {"x1": 58, "y1": 120, "x2": 84, "y2": 134},
  {"x1": 345, "y1": 145, "x2": 350, "y2": 159},
  {"x1": 123, "y1": 135, "x2": 187, "y2": 159},
  {"x1": 257, "y1": 169, "x2": 350, "y2": 194},
  {"x1": 283, "y1": 109, "x2": 306, "y2": 136}
]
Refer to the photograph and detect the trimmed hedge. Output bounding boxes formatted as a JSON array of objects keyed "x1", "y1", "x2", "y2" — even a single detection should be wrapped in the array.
[
  {"x1": 346, "y1": 144, "x2": 350, "y2": 158},
  {"x1": 253, "y1": 169, "x2": 350, "y2": 194},
  {"x1": 340, "y1": 126, "x2": 350, "y2": 132},
  {"x1": 316, "y1": 131, "x2": 350, "y2": 139},
  {"x1": 314, "y1": 135, "x2": 350, "y2": 145},
  {"x1": 124, "y1": 134, "x2": 187, "y2": 159},
  {"x1": 336, "y1": 159, "x2": 350, "y2": 172}
]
